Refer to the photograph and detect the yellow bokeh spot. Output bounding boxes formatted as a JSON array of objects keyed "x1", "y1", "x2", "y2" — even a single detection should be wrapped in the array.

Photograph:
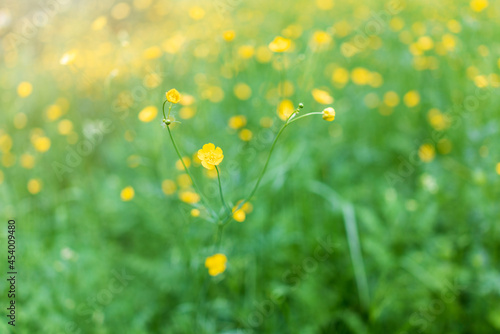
[
  {"x1": 177, "y1": 174, "x2": 192, "y2": 188},
  {"x1": 316, "y1": 0, "x2": 334, "y2": 10},
  {"x1": 0, "y1": 134, "x2": 12, "y2": 153},
  {"x1": 138, "y1": 106, "x2": 158, "y2": 123},
  {"x1": 179, "y1": 107, "x2": 196, "y2": 119},
  {"x1": 179, "y1": 191, "x2": 200, "y2": 204},
  {"x1": 419, "y1": 144, "x2": 435, "y2": 163},
  {"x1": 58, "y1": 119, "x2": 73, "y2": 135},
  {"x1": 470, "y1": 0, "x2": 488, "y2": 12},
  {"x1": 14, "y1": 113, "x2": 27, "y2": 129},
  {"x1": 256, "y1": 46, "x2": 272, "y2": 63},
  {"x1": 312, "y1": 88, "x2": 334, "y2": 104},
  {"x1": 28, "y1": 179, "x2": 42, "y2": 194},
  {"x1": 162, "y1": 179, "x2": 177, "y2": 195},
  {"x1": 120, "y1": 186, "x2": 135, "y2": 201},
  {"x1": 238, "y1": 45, "x2": 255, "y2": 59},
  {"x1": 417, "y1": 36, "x2": 434, "y2": 51},
  {"x1": 351, "y1": 68, "x2": 371, "y2": 85},
  {"x1": 260, "y1": 117, "x2": 273, "y2": 128},
  {"x1": 111, "y1": 3, "x2": 131, "y2": 20},
  {"x1": 133, "y1": 0, "x2": 152, "y2": 10},
  {"x1": 46, "y1": 105, "x2": 63, "y2": 121},
  {"x1": 2, "y1": 153, "x2": 15, "y2": 168},
  {"x1": 222, "y1": 30, "x2": 235, "y2": 42},
  {"x1": 229, "y1": 115, "x2": 247, "y2": 130},
  {"x1": 189, "y1": 6, "x2": 205, "y2": 20},
  {"x1": 332, "y1": 67, "x2": 349, "y2": 86},
  {"x1": 390, "y1": 17, "x2": 405, "y2": 31},
  {"x1": 175, "y1": 157, "x2": 191, "y2": 171},
  {"x1": 384, "y1": 91, "x2": 400, "y2": 107},
  {"x1": 277, "y1": 99, "x2": 294, "y2": 121},
  {"x1": 234, "y1": 83, "x2": 252, "y2": 100},
  {"x1": 447, "y1": 20, "x2": 462, "y2": 33},
  {"x1": 496, "y1": 163, "x2": 500, "y2": 175},
  {"x1": 427, "y1": 108, "x2": 449, "y2": 131},
  {"x1": 311, "y1": 31, "x2": 332, "y2": 47},
  {"x1": 403, "y1": 90, "x2": 420, "y2": 108},
  {"x1": 191, "y1": 209, "x2": 200, "y2": 217},
  {"x1": 17, "y1": 82, "x2": 33, "y2": 98},
  {"x1": 239, "y1": 129, "x2": 253, "y2": 141},
  {"x1": 278, "y1": 81, "x2": 294, "y2": 97},
  {"x1": 33, "y1": 136, "x2": 51, "y2": 152},
  {"x1": 20, "y1": 154, "x2": 35, "y2": 169},
  {"x1": 233, "y1": 209, "x2": 246, "y2": 222},
  {"x1": 91, "y1": 16, "x2": 107, "y2": 30},
  {"x1": 143, "y1": 46, "x2": 162, "y2": 60}
]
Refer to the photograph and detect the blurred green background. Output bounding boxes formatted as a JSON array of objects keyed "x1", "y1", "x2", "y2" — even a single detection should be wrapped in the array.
[{"x1": 1, "y1": 0, "x2": 500, "y2": 332}]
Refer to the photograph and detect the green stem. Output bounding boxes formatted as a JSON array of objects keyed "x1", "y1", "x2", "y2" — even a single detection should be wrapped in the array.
[
  {"x1": 219, "y1": 110, "x2": 323, "y2": 225},
  {"x1": 162, "y1": 100, "x2": 168, "y2": 119},
  {"x1": 167, "y1": 103, "x2": 173, "y2": 118},
  {"x1": 166, "y1": 125, "x2": 216, "y2": 219},
  {"x1": 213, "y1": 224, "x2": 224, "y2": 252},
  {"x1": 215, "y1": 166, "x2": 230, "y2": 212}
]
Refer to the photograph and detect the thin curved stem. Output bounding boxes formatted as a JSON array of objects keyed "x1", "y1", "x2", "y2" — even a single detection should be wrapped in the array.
[
  {"x1": 162, "y1": 100, "x2": 168, "y2": 118},
  {"x1": 215, "y1": 166, "x2": 230, "y2": 213},
  {"x1": 288, "y1": 112, "x2": 323, "y2": 124},
  {"x1": 166, "y1": 125, "x2": 216, "y2": 219},
  {"x1": 219, "y1": 110, "x2": 323, "y2": 226}
]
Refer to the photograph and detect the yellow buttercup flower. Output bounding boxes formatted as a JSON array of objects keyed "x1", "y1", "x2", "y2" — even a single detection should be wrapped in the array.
[
  {"x1": 269, "y1": 36, "x2": 291, "y2": 52},
  {"x1": 166, "y1": 89, "x2": 181, "y2": 104},
  {"x1": 197, "y1": 143, "x2": 224, "y2": 170},
  {"x1": 205, "y1": 253, "x2": 227, "y2": 276},
  {"x1": 322, "y1": 107, "x2": 336, "y2": 121}
]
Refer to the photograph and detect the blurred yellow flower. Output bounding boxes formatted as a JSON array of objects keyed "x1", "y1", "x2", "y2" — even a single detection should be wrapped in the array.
[
  {"x1": 332, "y1": 67, "x2": 349, "y2": 85},
  {"x1": 322, "y1": 107, "x2": 336, "y2": 122},
  {"x1": 384, "y1": 91, "x2": 400, "y2": 107},
  {"x1": 351, "y1": 68, "x2": 371, "y2": 85},
  {"x1": 205, "y1": 253, "x2": 227, "y2": 276},
  {"x1": 179, "y1": 191, "x2": 200, "y2": 204},
  {"x1": 27, "y1": 179, "x2": 42, "y2": 194},
  {"x1": 229, "y1": 115, "x2": 247, "y2": 130},
  {"x1": 111, "y1": 2, "x2": 130, "y2": 20},
  {"x1": 470, "y1": 0, "x2": 488, "y2": 12},
  {"x1": 17, "y1": 82, "x2": 32, "y2": 98},
  {"x1": 311, "y1": 31, "x2": 332, "y2": 47},
  {"x1": 239, "y1": 129, "x2": 253, "y2": 141},
  {"x1": 312, "y1": 89, "x2": 334, "y2": 104},
  {"x1": 138, "y1": 106, "x2": 158, "y2": 122},
  {"x1": 256, "y1": 46, "x2": 272, "y2": 63},
  {"x1": 120, "y1": 186, "x2": 135, "y2": 201},
  {"x1": 58, "y1": 119, "x2": 73, "y2": 135},
  {"x1": 0, "y1": 134, "x2": 12, "y2": 153},
  {"x1": 162, "y1": 179, "x2": 176, "y2": 195},
  {"x1": 222, "y1": 30, "x2": 236, "y2": 42},
  {"x1": 233, "y1": 208, "x2": 246, "y2": 222},
  {"x1": 177, "y1": 174, "x2": 192, "y2": 188},
  {"x1": 496, "y1": 163, "x2": 500, "y2": 175},
  {"x1": 277, "y1": 99, "x2": 294, "y2": 120},
  {"x1": 316, "y1": 0, "x2": 334, "y2": 10},
  {"x1": 189, "y1": 6, "x2": 205, "y2": 20},
  {"x1": 234, "y1": 83, "x2": 252, "y2": 100},
  {"x1": 269, "y1": 36, "x2": 291, "y2": 52},
  {"x1": 403, "y1": 90, "x2": 420, "y2": 108},
  {"x1": 91, "y1": 16, "x2": 107, "y2": 30},
  {"x1": 46, "y1": 105, "x2": 63, "y2": 121},
  {"x1": 166, "y1": 89, "x2": 181, "y2": 104},
  {"x1": 419, "y1": 144, "x2": 435, "y2": 162},
  {"x1": 20, "y1": 154, "x2": 35, "y2": 169},
  {"x1": 143, "y1": 46, "x2": 162, "y2": 60},
  {"x1": 427, "y1": 108, "x2": 449, "y2": 130},
  {"x1": 14, "y1": 113, "x2": 27, "y2": 129},
  {"x1": 191, "y1": 209, "x2": 200, "y2": 217},
  {"x1": 32, "y1": 136, "x2": 51, "y2": 152},
  {"x1": 417, "y1": 36, "x2": 434, "y2": 51},
  {"x1": 238, "y1": 45, "x2": 255, "y2": 59},
  {"x1": 197, "y1": 144, "x2": 224, "y2": 170},
  {"x1": 175, "y1": 157, "x2": 191, "y2": 171}
]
